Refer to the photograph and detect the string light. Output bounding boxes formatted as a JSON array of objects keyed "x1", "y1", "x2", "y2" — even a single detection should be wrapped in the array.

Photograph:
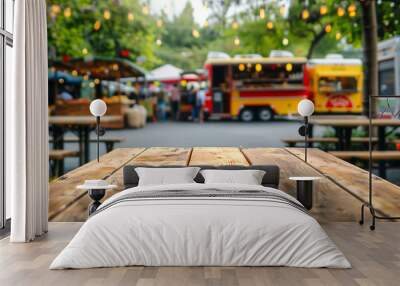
[
  {"x1": 337, "y1": 6, "x2": 345, "y2": 17},
  {"x1": 286, "y1": 63, "x2": 293, "y2": 72},
  {"x1": 232, "y1": 20, "x2": 239, "y2": 30},
  {"x1": 142, "y1": 5, "x2": 150, "y2": 15},
  {"x1": 71, "y1": 70, "x2": 78, "y2": 76},
  {"x1": 302, "y1": 9, "x2": 310, "y2": 20},
  {"x1": 64, "y1": 7, "x2": 72, "y2": 18},
  {"x1": 94, "y1": 20, "x2": 101, "y2": 31},
  {"x1": 238, "y1": 64, "x2": 245, "y2": 72},
  {"x1": 234, "y1": 36, "x2": 240, "y2": 46},
  {"x1": 192, "y1": 29, "x2": 200, "y2": 38},
  {"x1": 156, "y1": 38, "x2": 162, "y2": 46},
  {"x1": 51, "y1": 4, "x2": 61, "y2": 15},
  {"x1": 255, "y1": 64, "x2": 262, "y2": 72},
  {"x1": 82, "y1": 48, "x2": 88, "y2": 55},
  {"x1": 320, "y1": 5, "x2": 328, "y2": 15},
  {"x1": 156, "y1": 19, "x2": 163, "y2": 28},
  {"x1": 89, "y1": 82, "x2": 95, "y2": 88},
  {"x1": 94, "y1": 78, "x2": 100, "y2": 85},
  {"x1": 128, "y1": 12, "x2": 134, "y2": 21},
  {"x1": 348, "y1": 4, "x2": 356, "y2": 17},
  {"x1": 325, "y1": 24, "x2": 332, "y2": 33},
  {"x1": 336, "y1": 32, "x2": 342, "y2": 40},
  {"x1": 282, "y1": 38, "x2": 289, "y2": 46},
  {"x1": 266, "y1": 21, "x2": 274, "y2": 30},
  {"x1": 259, "y1": 8, "x2": 265, "y2": 19},
  {"x1": 103, "y1": 9, "x2": 111, "y2": 20},
  {"x1": 279, "y1": 5, "x2": 286, "y2": 16},
  {"x1": 203, "y1": 19, "x2": 209, "y2": 28}
]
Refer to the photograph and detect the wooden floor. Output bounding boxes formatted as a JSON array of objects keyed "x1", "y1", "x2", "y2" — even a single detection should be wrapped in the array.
[
  {"x1": 1, "y1": 222, "x2": 400, "y2": 286},
  {"x1": 49, "y1": 147, "x2": 400, "y2": 222}
]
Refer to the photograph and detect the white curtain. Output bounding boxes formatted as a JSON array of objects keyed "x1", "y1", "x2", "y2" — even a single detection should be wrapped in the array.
[{"x1": 8, "y1": 0, "x2": 49, "y2": 242}]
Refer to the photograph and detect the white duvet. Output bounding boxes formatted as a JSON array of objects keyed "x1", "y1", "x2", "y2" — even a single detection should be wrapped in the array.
[{"x1": 50, "y1": 183, "x2": 351, "y2": 269}]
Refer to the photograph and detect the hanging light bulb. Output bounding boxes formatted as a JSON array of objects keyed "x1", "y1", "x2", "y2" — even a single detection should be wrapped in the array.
[
  {"x1": 302, "y1": 9, "x2": 310, "y2": 20},
  {"x1": 51, "y1": 4, "x2": 61, "y2": 15},
  {"x1": 282, "y1": 38, "x2": 289, "y2": 46},
  {"x1": 348, "y1": 4, "x2": 356, "y2": 17},
  {"x1": 82, "y1": 48, "x2": 88, "y2": 55},
  {"x1": 142, "y1": 5, "x2": 150, "y2": 15},
  {"x1": 156, "y1": 38, "x2": 162, "y2": 46},
  {"x1": 325, "y1": 24, "x2": 332, "y2": 33},
  {"x1": 232, "y1": 20, "x2": 239, "y2": 30},
  {"x1": 280, "y1": 5, "x2": 286, "y2": 16},
  {"x1": 285, "y1": 63, "x2": 293, "y2": 72},
  {"x1": 238, "y1": 64, "x2": 245, "y2": 72},
  {"x1": 234, "y1": 36, "x2": 240, "y2": 46},
  {"x1": 320, "y1": 5, "x2": 328, "y2": 16},
  {"x1": 128, "y1": 12, "x2": 134, "y2": 21},
  {"x1": 103, "y1": 9, "x2": 111, "y2": 20},
  {"x1": 64, "y1": 7, "x2": 72, "y2": 18},
  {"x1": 203, "y1": 19, "x2": 209, "y2": 28},
  {"x1": 156, "y1": 19, "x2": 163, "y2": 28},
  {"x1": 259, "y1": 8, "x2": 265, "y2": 19},
  {"x1": 336, "y1": 32, "x2": 342, "y2": 40},
  {"x1": 255, "y1": 64, "x2": 262, "y2": 72},
  {"x1": 266, "y1": 21, "x2": 274, "y2": 30},
  {"x1": 337, "y1": 6, "x2": 345, "y2": 17},
  {"x1": 94, "y1": 20, "x2": 101, "y2": 31},
  {"x1": 192, "y1": 29, "x2": 200, "y2": 38}
]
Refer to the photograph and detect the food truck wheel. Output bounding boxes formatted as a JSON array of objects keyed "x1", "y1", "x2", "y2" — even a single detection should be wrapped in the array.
[
  {"x1": 258, "y1": 107, "x2": 274, "y2": 122},
  {"x1": 240, "y1": 108, "x2": 255, "y2": 122}
]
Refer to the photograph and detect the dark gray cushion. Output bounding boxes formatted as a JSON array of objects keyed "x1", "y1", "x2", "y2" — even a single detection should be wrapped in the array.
[{"x1": 123, "y1": 165, "x2": 280, "y2": 189}]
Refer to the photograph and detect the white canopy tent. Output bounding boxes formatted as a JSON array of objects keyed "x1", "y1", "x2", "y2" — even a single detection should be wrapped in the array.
[{"x1": 147, "y1": 64, "x2": 183, "y2": 82}]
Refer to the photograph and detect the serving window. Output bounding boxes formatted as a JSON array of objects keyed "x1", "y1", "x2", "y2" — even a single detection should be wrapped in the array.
[
  {"x1": 232, "y1": 63, "x2": 304, "y2": 90},
  {"x1": 318, "y1": 76, "x2": 358, "y2": 93}
]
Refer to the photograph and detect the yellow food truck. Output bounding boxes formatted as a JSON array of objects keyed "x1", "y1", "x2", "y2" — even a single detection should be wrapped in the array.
[{"x1": 306, "y1": 55, "x2": 363, "y2": 114}]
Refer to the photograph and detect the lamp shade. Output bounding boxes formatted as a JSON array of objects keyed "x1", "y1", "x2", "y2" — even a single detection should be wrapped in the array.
[
  {"x1": 89, "y1": 99, "x2": 107, "y2": 117},
  {"x1": 297, "y1": 99, "x2": 315, "y2": 117}
]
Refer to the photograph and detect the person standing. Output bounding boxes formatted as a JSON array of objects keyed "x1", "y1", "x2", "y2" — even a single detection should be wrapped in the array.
[{"x1": 170, "y1": 84, "x2": 180, "y2": 120}]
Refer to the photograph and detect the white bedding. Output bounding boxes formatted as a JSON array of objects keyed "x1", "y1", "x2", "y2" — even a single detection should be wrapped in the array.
[{"x1": 50, "y1": 183, "x2": 351, "y2": 269}]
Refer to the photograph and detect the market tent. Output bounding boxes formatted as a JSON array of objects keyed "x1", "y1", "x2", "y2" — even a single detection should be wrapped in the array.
[
  {"x1": 148, "y1": 64, "x2": 183, "y2": 83},
  {"x1": 49, "y1": 57, "x2": 148, "y2": 80}
]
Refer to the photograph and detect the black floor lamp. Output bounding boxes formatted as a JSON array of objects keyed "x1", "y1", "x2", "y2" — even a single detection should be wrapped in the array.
[
  {"x1": 89, "y1": 99, "x2": 107, "y2": 162},
  {"x1": 359, "y1": 95, "x2": 400, "y2": 230},
  {"x1": 297, "y1": 99, "x2": 315, "y2": 162}
]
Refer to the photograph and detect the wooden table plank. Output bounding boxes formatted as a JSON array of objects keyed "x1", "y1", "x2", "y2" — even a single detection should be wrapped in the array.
[
  {"x1": 242, "y1": 148, "x2": 362, "y2": 222},
  {"x1": 49, "y1": 115, "x2": 123, "y2": 126},
  {"x1": 51, "y1": 147, "x2": 192, "y2": 221},
  {"x1": 287, "y1": 148, "x2": 400, "y2": 217},
  {"x1": 329, "y1": 150, "x2": 400, "y2": 161},
  {"x1": 189, "y1": 147, "x2": 249, "y2": 166},
  {"x1": 130, "y1": 147, "x2": 193, "y2": 166},
  {"x1": 49, "y1": 148, "x2": 145, "y2": 220}
]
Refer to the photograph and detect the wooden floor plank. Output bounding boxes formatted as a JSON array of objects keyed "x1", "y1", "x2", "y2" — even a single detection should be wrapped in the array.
[
  {"x1": 1, "y1": 222, "x2": 400, "y2": 286},
  {"x1": 49, "y1": 148, "x2": 146, "y2": 220},
  {"x1": 51, "y1": 148, "x2": 192, "y2": 222},
  {"x1": 287, "y1": 148, "x2": 400, "y2": 217},
  {"x1": 242, "y1": 148, "x2": 362, "y2": 222},
  {"x1": 189, "y1": 147, "x2": 249, "y2": 166}
]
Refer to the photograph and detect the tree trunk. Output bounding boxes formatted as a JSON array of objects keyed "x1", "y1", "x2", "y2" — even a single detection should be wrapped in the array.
[
  {"x1": 361, "y1": 0, "x2": 378, "y2": 118},
  {"x1": 306, "y1": 29, "x2": 326, "y2": 59}
]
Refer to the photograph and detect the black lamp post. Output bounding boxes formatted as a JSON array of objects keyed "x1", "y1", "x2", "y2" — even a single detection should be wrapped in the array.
[
  {"x1": 297, "y1": 99, "x2": 315, "y2": 163},
  {"x1": 89, "y1": 99, "x2": 107, "y2": 162}
]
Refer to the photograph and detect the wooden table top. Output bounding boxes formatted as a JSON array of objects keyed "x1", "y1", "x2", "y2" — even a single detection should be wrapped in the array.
[
  {"x1": 48, "y1": 147, "x2": 400, "y2": 222},
  {"x1": 309, "y1": 116, "x2": 400, "y2": 127},
  {"x1": 49, "y1": 115, "x2": 123, "y2": 126}
]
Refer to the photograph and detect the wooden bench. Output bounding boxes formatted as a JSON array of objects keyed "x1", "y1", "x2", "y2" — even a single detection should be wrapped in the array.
[
  {"x1": 49, "y1": 150, "x2": 80, "y2": 177},
  {"x1": 282, "y1": 137, "x2": 378, "y2": 149},
  {"x1": 50, "y1": 136, "x2": 125, "y2": 153}
]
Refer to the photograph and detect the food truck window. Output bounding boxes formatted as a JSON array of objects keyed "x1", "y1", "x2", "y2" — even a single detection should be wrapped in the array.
[
  {"x1": 212, "y1": 65, "x2": 228, "y2": 88},
  {"x1": 231, "y1": 63, "x2": 304, "y2": 89},
  {"x1": 378, "y1": 59, "x2": 395, "y2": 96},
  {"x1": 318, "y1": 77, "x2": 358, "y2": 93}
]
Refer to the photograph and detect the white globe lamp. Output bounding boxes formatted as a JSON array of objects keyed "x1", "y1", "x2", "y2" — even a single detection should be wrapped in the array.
[
  {"x1": 297, "y1": 99, "x2": 315, "y2": 163},
  {"x1": 89, "y1": 99, "x2": 107, "y2": 162},
  {"x1": 298, "y1": 99, "x2": 314, "y2": 117},
  {"x1": 90, "y1": 99, "x2": 107, "y2": 117}
]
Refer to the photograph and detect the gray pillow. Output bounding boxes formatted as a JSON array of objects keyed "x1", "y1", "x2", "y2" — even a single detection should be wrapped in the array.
[
  {"x1": 135, "y1": 167, "x2": 200, "y2": 186},
  {"x1": 200, "y1": 169, "x2": 266, "y2": 185}
]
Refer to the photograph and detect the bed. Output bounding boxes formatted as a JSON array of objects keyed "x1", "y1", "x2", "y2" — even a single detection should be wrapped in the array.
[{"x1": 50, "y1": 165, "x2": 350, "y2": 269}]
